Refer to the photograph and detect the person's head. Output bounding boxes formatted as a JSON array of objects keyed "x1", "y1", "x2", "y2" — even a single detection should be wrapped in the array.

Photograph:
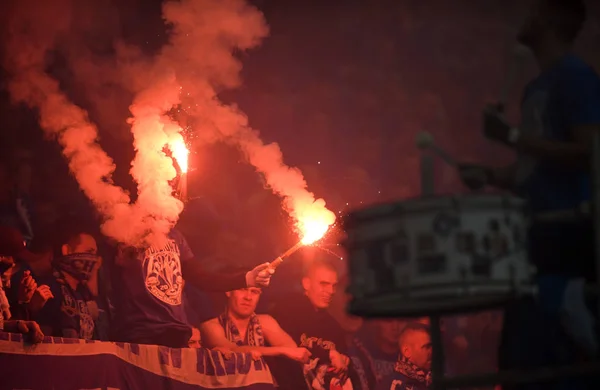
[
  {"x1": 188, "y1": 327, "x2": 201, "y2": 348},
  {"x1": 375, "y1": 320, "x2": 406, "y2": 351},
  {"x1": 226, "y1": 286, "x2": 262, "y2": 319},
  {"x1": 60, "y1": 233, "x2": 98, "y2": 256},
  {"x1": 54, "y1": 221, "x2": 100, "y2": 282},
  {"x1": 54, "y1": 218, "x2": 98, "y2": 257},
  {"x1": 399, "y1": 322, "x2": 432, "y2": 370},
  {"x1": 302, "y1": 258, "x2": 338, "y2": 309},
  {"x1": 518, "y1": 0, "x2": 586, "y2": 50}
]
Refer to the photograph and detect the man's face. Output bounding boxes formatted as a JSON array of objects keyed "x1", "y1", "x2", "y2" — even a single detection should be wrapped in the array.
[
  {"x1": 227, "y1": 287, "x2": 262, "y2": 318},
  {"x1": 188, "y1": 327, "x2": 201, "y2": 348},
  {"x1": 403, "y1": 330, "x2": 432, "y2": 370},
  {"x1": 65, "y1": 234, "x2": 98, "y2": 255},
  {"x1": 517, "y1": 0, "x2": 550, "y2": 49},
  {"x1": 302, "y1": 266, "x2": 338, "y2": 309},
  {"x1": 377, "y1": 320, "x2": 405, "y2": 347}
]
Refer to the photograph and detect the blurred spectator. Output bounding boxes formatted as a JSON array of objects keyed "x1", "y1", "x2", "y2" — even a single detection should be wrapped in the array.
[
  {"x1": 327, "y1": 273, "x2": 364, "y2": 334},
  {"x1": 188, "y1": 326, "x2": 201, "y2": 348},
  {"x1": 0, "y1": 226, "x2": 45, "y2": 320},
  {"x1": 366, "y1": 321, "x2": 405, "y2": 379},
  {"x1": 30, "y1": 224, "x2": 102, "y2": 340},
  {"x1": 328, "y1": 274, "x2": 377, "y2": 390},
  {"x1": 269, "y1": 257, "x2": 362, "y2": 390},
  {"x1": 0, "y1": 226, "x2": 44, "y2": 343},
  {"x1": 376, "y1": 322, "x2": 432, "y2": 390},
  {"x1": 0, "y1": 254, "x2": 14, "y2": 323}
]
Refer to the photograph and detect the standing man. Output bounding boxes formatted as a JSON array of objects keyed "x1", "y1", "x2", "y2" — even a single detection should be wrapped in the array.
[
  {"x1": 110, "y1": 228, "x2": 275, "y2": 348},
  {"x1": 31, "y1": 226, "x2": 102, "y2": 340},
  {"x1": 376, "y1": 323, "x2": 431, "y2": 390},
  {"x1": 458, "y1": 0, "x2": 600, "y2": 386}
]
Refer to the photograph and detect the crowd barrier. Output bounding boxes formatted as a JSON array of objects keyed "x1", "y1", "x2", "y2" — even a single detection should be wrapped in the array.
[{"x1": 0, "y1": 332, "x2": 276, "y2": 390}]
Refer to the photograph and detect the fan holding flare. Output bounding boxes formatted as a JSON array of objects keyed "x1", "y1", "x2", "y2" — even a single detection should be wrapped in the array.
[{"x1": 168, "y1": 137, "x2": 190, "y2": 201}]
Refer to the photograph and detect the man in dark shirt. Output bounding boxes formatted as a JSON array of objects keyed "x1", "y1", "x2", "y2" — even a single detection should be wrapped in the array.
[
  {"x1": 31, "y1": 227, "x2": 101, "y2": 340},
  {"x1": 458, "y1": 0, "x2": 599, "y2": 388},
  {"x1": 269, "y1": 258, "x2": 360, "y2": 390},
  {"x1": 110, "y1": 228, "x2": 275, "y2": 348}
]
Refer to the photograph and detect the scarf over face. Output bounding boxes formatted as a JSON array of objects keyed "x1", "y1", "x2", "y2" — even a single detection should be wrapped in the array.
[{"x1": 54, "y1": 253, "x2": 100, "y2": 282}]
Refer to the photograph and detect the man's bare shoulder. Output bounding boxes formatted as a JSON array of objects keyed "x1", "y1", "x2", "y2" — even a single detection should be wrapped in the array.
[
  {"x1": 200, "y1": 317, "x2": 221, "y2": 328},
  {"x1": 256, "y1": 314, "x2": 278, "y2": 326}
]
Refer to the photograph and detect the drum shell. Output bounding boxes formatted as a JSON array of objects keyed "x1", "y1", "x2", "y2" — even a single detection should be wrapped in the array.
[{"x1": 342, "y1": 195, "x2": 535, "y2": 317}]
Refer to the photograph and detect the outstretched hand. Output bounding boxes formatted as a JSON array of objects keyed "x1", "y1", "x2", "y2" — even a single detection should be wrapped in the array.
[
  {"x1": 245, "y1": 262, "x2": 275, "y2": 287},
  {"x1": 483, "y1": 104, "x2": 518, "y2": 146}
]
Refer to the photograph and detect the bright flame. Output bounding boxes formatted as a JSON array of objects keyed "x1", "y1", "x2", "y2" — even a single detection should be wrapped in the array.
[
  {"x1": 169, "y1": 139, "x2": 189, "y2": 173},
  {"x1": 298, "y1": 212, "x2": 334, "y2": 245}
]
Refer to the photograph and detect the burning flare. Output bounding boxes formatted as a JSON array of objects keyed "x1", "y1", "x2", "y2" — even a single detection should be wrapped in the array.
[
  {"x1": 298, "y1": 207, "x2": 334, "y2": 245},
  {"x1": 169, "y1": 138, "x2": 189, "y2": 173}
]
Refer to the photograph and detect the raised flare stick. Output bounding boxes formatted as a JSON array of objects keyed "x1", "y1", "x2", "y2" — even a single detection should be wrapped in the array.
[{"x1": 270, "y1": 240, "x2": 304, "y2": 270}]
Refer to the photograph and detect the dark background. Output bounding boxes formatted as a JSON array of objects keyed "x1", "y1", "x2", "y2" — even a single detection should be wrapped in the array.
[{"x1": 0, "y1": 0, "x2": 599, "y2": 277}]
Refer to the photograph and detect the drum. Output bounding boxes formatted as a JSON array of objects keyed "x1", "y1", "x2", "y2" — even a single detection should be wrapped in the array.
[{"x1": 342, "y1": 194, "x2": 536, "y2": 318}]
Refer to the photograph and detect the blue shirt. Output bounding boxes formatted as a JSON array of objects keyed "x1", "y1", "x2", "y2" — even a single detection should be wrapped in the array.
[
  {"x1": 111, "y1": 229, "x2": 195, "y2": 347},
  {"x1": 34, "y1": 270, "x2": 95, "y2": 340},
  {"x1": 516, "y1": 54, "x2": 600, "y2": 212}
]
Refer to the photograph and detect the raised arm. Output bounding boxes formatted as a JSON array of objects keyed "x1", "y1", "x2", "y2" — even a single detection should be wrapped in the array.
[
  {"x1": 176, "y1": 230, "x2": 273, "y2": 292},
  {"x1": 181, "y1": 260, "x2": 247, "y2": 292}
]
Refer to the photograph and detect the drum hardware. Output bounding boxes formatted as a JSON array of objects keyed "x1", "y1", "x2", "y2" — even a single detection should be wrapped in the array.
[
  {"x1": 420, "y1": 152, "x2": 435, "y2": 196},
  {"x1": 533, "y1": 201, "x2": 591, "y2": 223},
  {"x1": 502, "y1": 195, "x2": 513, "y2": 225},
  {"x1": 459, "y1": 266, "x2": 469, "y2": 295},
  {"x1": 430, "y1": 133, "x2": 600, "y2": 390},
  {"x1": 416, "y1": 131, "x2": 458, "y2": 168},
  {"x1": 346, "y1": 116, "x2": 600, "y2": 390}
]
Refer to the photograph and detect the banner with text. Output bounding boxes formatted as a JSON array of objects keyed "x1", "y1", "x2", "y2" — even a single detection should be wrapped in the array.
[{"x1": 0, "y1": 332, "x2": 276, "y2": 390}]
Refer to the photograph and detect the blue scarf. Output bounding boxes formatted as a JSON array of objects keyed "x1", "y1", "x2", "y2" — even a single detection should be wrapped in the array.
[
  {"x1": 218, "y1": 312, "x2": 265, "y2": 347},
  {"x1": 54, "y1": 253, "x2": 100, "y2": 282}
]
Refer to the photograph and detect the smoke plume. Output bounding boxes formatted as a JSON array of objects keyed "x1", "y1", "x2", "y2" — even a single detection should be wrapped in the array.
[
  {"x1": 2, "y1": 0, "x2": 335, "y2": 247},
  {"x1": 2, "y1": 0, "x2": 135, "y2": 242},
  {"x1": 159, "y1": 0, "x2": 335, "y2": 237}
]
